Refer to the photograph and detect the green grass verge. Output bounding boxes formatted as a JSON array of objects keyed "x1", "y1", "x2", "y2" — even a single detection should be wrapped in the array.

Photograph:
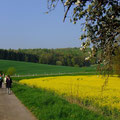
[
  {"x1": 12, "y1": 83, "x2": 111, "y2": 120},
  {"x1": 0, "y1": 59, "x2": 97, "y2": 75}
]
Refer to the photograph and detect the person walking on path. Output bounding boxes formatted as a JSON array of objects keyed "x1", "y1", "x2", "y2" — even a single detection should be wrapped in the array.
[
  {"x1": 6, "y1": 75, "x2": 12, "y2": 94},
  {"x1": 4, "y1": 75, "x2": 7, "y2": 87},
  {"x1": 0, "y1": 74, "x2": 3, "y2": 88}
]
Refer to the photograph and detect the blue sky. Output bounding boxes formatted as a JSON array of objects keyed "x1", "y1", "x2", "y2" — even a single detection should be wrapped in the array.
[{"x1": 0, "y1": 0, "x2": 83, "y2": 49}]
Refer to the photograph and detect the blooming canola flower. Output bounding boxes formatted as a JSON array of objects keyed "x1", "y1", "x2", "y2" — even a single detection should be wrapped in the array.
[{"x1": 19, "y1": 75, "x2": 120, "y2": 111}]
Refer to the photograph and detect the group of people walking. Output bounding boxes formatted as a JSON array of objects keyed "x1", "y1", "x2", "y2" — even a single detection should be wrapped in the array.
[{"x1": 0, "y1": 74, "x2": 12, "y2": 94}]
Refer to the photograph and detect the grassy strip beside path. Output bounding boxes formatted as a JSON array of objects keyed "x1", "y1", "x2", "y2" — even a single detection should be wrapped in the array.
[{"x1": 12, "y1": 83, "x2": 111, "y2": 120}]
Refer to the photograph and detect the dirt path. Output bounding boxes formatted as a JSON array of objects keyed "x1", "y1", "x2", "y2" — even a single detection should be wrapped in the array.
[{"x1": 0, "y1": 84, "x2": 37, "y2": 120}]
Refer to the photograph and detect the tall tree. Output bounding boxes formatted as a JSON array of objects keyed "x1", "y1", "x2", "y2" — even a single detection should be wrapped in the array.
[{"x1": 47, "y1": 0, "x2": 120, "y2": 74}]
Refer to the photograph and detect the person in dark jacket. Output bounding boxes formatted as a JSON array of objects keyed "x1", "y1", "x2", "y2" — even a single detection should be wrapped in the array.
[
  {"x1": 6, "y1": 75, "x2": 12, "y2": 94},
  {"x1": 0, "y1": 74, "x2": 3, "y2": 88}
]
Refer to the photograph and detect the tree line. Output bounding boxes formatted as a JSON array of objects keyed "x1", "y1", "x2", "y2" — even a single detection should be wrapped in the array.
[
  {"x1": 0, "y1": 49, "x2": 39, "y2": 63},
  {"x1": 0, "y1": 48, "x2": 97, "y2": 67}
]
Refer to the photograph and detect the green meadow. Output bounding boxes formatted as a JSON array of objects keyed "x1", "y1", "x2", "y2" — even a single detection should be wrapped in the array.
[{"x1": 0, "y1": 59, "x2": 97, "y2": 75}]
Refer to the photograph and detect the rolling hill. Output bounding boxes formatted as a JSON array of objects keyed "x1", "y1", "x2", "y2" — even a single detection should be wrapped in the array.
[{"x1": 0, "y1": 59, "x2": 97, "y2": 75}]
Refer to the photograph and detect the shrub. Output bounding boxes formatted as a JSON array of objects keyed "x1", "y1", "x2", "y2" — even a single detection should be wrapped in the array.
[
  {"x1": 7, "y1": 67, "x2": 16, "y2": 75},
  {"x1": 56, "y1": 61, "x2": 62, "y2": 66}
]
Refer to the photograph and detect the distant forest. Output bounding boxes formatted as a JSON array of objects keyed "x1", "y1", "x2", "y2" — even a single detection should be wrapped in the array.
[{"x1": 0, "y1": 48, "x2": 97, "y2": 67}]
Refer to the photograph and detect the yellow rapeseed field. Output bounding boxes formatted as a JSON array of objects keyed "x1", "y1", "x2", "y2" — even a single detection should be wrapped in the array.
[{"x1": 19, "y1": 75, "x2": 120, "y2": 111}]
